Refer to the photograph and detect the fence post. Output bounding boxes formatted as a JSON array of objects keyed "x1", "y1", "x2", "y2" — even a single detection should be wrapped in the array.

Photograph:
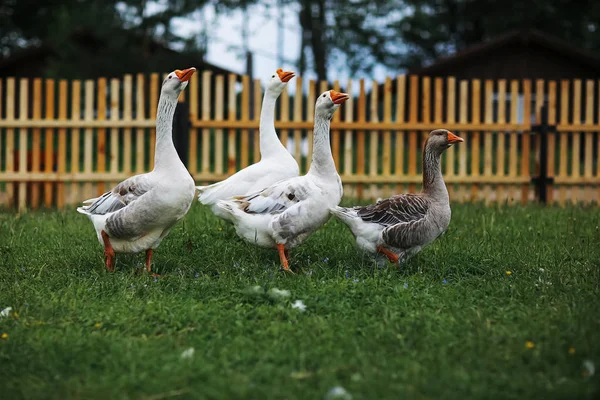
[
  {"x1": 531, "y1": 102, "x2": 555, "y2": 204},
  {"x1": 173, "y1": 102, "x2": 191, "y2": 168}
]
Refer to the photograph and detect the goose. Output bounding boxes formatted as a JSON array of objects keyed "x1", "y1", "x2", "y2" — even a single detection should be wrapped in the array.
[
  {"x1": 77, "y1": 67, "x2": 197, "y2": 274},
  {"x1": 196, "y1": 68, "x2": 300, "y2": 221},
  {"x1": 216, "y1": 90, "x2": 349, "y2": 272},
  {"x1": 330, "y1": 129, "x2": 464, "y2": 265}
]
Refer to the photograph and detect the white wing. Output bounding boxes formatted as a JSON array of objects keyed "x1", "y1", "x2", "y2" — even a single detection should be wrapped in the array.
[{"x1": 77, "y1": 173, "x2": 153, "y2": 216}]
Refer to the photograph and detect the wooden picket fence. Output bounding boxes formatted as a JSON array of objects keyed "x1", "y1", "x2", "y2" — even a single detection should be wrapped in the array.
[{"x1": 0, "y1": 71, "x2": 599, "y2": 211}]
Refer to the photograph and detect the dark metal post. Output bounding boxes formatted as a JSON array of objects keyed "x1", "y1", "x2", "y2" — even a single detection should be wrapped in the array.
[
  {"x1": 172, "y1": 102, "x2": 191, "y2": 168},
  {"x1": 531, "y1": 102, "x2": 554, "y2": 204}
]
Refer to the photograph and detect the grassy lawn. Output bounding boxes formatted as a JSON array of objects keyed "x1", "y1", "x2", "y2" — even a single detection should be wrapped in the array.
[{"x1": 0, "y1": 203, "x2": 599, "y2": 399}]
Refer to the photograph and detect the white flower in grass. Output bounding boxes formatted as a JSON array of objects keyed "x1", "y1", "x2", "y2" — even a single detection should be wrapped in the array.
[
  {"x1": 582, "y1": 360, "x2": 595, "y2": 377},
  {"x1": 325, "y1": 386, "x2": 352, "y2": 400},
  {"x1": 181, "y1": 347, "x2": 195, "y2": 360},
  {"x1": 291, "y1": 300, "x2": 306, "y2": 312},
  {"x1": 0, "y1": 307, "x2": 12, "y2": 318},
  {"x1": 267, "y1": 288, "x2": 291, "y2": 300}
]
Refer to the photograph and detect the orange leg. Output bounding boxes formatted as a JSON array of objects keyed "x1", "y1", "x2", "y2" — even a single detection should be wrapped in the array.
[
  {"x1": 376, "y1": 245, "x2": 399, "y2": 264},
  {"x1": 146, "y1": 249, "x2": 160, "y2": 277},
  {"x1": 277, "y1": 244, "x2": 292, "y2": 272},
  {"x1": 101, "y1": 230, "x2": 115, "y2": 272}
]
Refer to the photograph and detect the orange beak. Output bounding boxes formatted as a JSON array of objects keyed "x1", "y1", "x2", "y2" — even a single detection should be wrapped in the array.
[
  {"x1": 330, "y1": 90, "x2": 350, "y2": 105},
  {"x1": 447, "y1": 131, "x2": 464, "y2": 144},
  {"x1": 174, "y1": 67, "x2": 196, "y2": 82},
  {"x1": 276, "y1": 68, "x2": 295, "y2": 83}
]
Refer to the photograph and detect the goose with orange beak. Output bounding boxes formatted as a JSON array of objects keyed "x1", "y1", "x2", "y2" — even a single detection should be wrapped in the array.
[
  {"x1": 77, "y1": 67, "x2": 197, "y2": 274},
  {"x1": 196, "y1": 68, "x2": 300, "y2": 221},
  {"x1": 217, "y1": 90, "x2": 349, "y2": 272},
  {"x1": 331, "y1": 129, "x2": 464, "y2": 266}
]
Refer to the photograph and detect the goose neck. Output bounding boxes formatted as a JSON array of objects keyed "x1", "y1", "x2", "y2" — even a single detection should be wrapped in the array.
[
  {"x1": 259, "y1": 89, "x2": 283, "y2": 158},
  {"x1": 308, "y1": 113, "x2": 337, "y2": 177},
  {"x1": 153, "y1": 93, "x2": 181, "y2": 171},
  {"x1": 422, "y1": 142, "x2": 448, "y2": 201}
]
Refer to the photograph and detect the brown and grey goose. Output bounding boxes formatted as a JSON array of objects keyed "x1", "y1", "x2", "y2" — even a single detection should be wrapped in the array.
[{"x1": 330, "y1": 129, "x2": 464, "y2": 265}]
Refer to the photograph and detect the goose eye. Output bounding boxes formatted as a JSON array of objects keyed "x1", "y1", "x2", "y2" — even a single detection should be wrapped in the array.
[
  {"x1": 322, "y1": 94, "x2": 326, "y2": 97},
  {"x1": 168, "y1": 76, "x2": 172, "y2": 79},
  {"x1": 272, "y1": 75, "x2": 275, "y2": 78}
]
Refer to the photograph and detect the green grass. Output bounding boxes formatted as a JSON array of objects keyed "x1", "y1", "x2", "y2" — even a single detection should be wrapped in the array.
[{"x1": 0, "y1": 203, "x2": 599, "y2": 400}]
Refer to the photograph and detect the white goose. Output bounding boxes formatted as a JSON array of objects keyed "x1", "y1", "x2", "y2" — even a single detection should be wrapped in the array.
[
  {"x1": 77, "y1": 67, "x2": 197, "y2": 273},
  {"x1": 216, "y1": 90, "x2": 349, "y2": 272},
  {"x1": 330, "y1": 129, "x2": 464, "y2": 265},
  {"x1": 196, "y1": 68, "x2": 299, "y2": 221}
]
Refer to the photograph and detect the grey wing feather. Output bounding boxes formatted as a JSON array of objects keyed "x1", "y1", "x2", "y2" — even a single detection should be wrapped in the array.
[
  {"x1": 232, "y1": 181, "x2": 305, "y2": 215},
  {"x1": 79, "y1": 175, "x2": 151, "y2": 215},
  {"x1": 356, "y1": 194, "x2": 429, "y2": 227}
]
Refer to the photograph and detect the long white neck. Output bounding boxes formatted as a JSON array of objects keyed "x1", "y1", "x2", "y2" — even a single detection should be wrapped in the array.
[
  {"x1": 153, "y1": 93, "x2": 182, "y2": 171},
  {"x1": 259, "y1": 88, "x2": 285, "y2": 158},
  {"x1": 308, "y1": 112, "x2": 337, "y2": 177},
  {"x1": 422, "y1": 142, "x2": 448, "y2": 202}
]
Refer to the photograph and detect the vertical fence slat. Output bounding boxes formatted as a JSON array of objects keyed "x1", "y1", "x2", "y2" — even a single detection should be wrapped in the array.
[
  {"x1": 521, "y1": 80, "x2": 532, "y2": 205},
  {"x1": 149, "y1": 74, "x2": 159, "y2": 168},
  {"x1": 483, "y1": 80, "x2": 493, "y2": 204},
  {"x1": 109, "y1": 79, "x2": 120, "y2": 177},
  {"x1": 470, "y1": 79, "x2": 481, "y2": 201},
  {"x1": 356, "y1": 79, "x2": 366, "y2": 199},
  {"x1": 279, "y1": 80, "x2": 290, "y2": 151},
  {"x1": 293, "y1": 76, "x2": 303, "y2": 164},
  {"x1": 123, "y1": 75, "x2": 133, "y2": 175},
  {"x1": 44, "y1": 79, "x2": 56, "y2": 206},
  {"x1": 535, "y1": 79, "x2": 545, "y2": 178},
  {"x1": 5, "y1": 79, "x2": 15, "y2": 207},
  {"x1": 57, "y1": 80, "x2": 67, "y2": 207},
  {"x1": 188, "y1": 70, "x2": 199, "y2": 175},
  {"x1": 547, "y1": 81, "x2": 557, "y2": 204},
  {"x1": 214, "y1": 75, "x2": 224, "y2": 175},
  {"x1": 306, "y1": 79, "x2": 316, "y2": 170},
  {"x1": 571, "y1": 80, "x2": 582, "y2": 204},
  {"x1": 421, "y1": 76, "x2": 431, "y2": 152},
  {"x1": 369, "y1": 80, "x2": 379, "y2": 198},
  {"x1": 200, "y1": 71, "x2": 211, "y2": 176},
  {"x1": 458, "y1": 80, "x2": 468, "y2": 202},
  {"x1": 496, "y1": 80, "x2": 507, "y2": 201},
  {"x1": 83, "y1": 80, "x2": 94, "y2": 199},
  {"x1": 559, "y1": 80, "x2": 569, "y2": 206},
  {"x1": 508, "y1": 80, "x2": 519, "y2": 203},
  {"x1": 445, "y1": 77, "x2": 456, "y2": 178},
  {"x1": 584, "y1": 80, "x2": 594, "y2": 203},
  {"x1": 69, "y1": 81, "x2": 81, "y2": 205},
  {"x1": 408, "y1": 75, "x2": 418, "y2": 193},
  {"x1": 343, "y1": 79, "x2": 353, "y2": 180},
  {"x1": 31, "y1": 79, "x2": 42, "y2": 208},
  {"x1": 96, "y1": 78, "x2": 106, "y2": 195},
  {"x1": 394, "y1": 75, "x2": 406, "y2": 193},
  {"x1": 135, "y1": 74, "x2": 145, "y2": 174},
  {"x1": 382, "y1": 77, "x2": 392, "y2": 196},
  {"x1": 253, "y1": 78, "x2": 262, "y2": 164},
  {"x1": 240, "y1": 74, "x2": 250, "y2": 168},
  {"x1": 227, "y1": 73, "x2": 237, "y2": 174},
  {"x1": 18, "y1": 79, "x2": 29, "y2": 211}
]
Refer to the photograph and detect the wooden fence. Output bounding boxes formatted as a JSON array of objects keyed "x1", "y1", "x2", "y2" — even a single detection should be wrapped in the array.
[{"x1": 0, "y1": 71, "x2": 599, "y2": 210}]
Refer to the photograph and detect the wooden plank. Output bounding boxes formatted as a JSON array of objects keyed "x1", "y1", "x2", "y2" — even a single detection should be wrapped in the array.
[
  {"x1": 369, "y1": 79, "x2": 380, "y2": 198},
  {"x1": 188, "y1": 69, "x2": 199, "y2": 175},
  {"x1": 227, "y1": 73, "x2": 237, "y2": 174},
  {"x1": 56, "y1": 80, "x2": 68, "y2": 207},
  {"x1": 96, "y1": 78, "x2": 106, "y2": 195},
  {"x1": 306, "y1": 79, "x2": 316, "y2": 171},
  {"x1": 343, "y1": 80, "x2": 354, "y2": 177},
  {"x1": 571, "y1": 79, "x2": 582, "y2": 204},
  {"x1": 394, "y1": 75, "x2": 406, "y2": 193},
  {"x1": 5, "y1": 78, "x2": 15, "y2": 207},
  {"x1": 496, "y1": 79, "x2": 507, "y2": 202},
  {"x1": 253, "y1": 78, "x2": 262, "y2": 164},
  {"x1": 559, "y1": 80, "x2": 569, "y2": 206},
  {"x1": 508, "y1": 80, "x2": 519, "y2": 204},
  {"x1": 44, "y1": 79, "x2": 56, "y2": 206},
  {"x1": 69, "y1": 81, "x2": 81, "y2": 205},
  {"x1": 201, "y1": 71, "x2": 212, "y2": 176},
  {"x1": 293, "y1": 76, "x2": 303, "y2": 164},
  {"x1": 408, "y1": 75, "x2": 418, "y2": 193},
  {"x1": 534, "y1": 79, "x2": 544, "y2": 178},
  {"x1": 421, "y1": 76, "x2": 431, "y2": 151},
  {"x1": 445, "y1": 77, "x2": 456, "y2": 177},
  {"x1": 31, "y1": 79, "x2": 42, "y2": 208},
  {"x1": 356, "y1": 79, "x2": 366, "y2": 199},
  {"x1": 123, "y1": 75, "x2": 133, "y2": 175},
  {"x1": 521, "y1": 80, "x2": 531, "y2": 205},
  {"x1": 279, "y1": 80, "x2": 290, "y2": 152},
  {"x1": 546, "y1": 81, "x2": 557, "y2": 204},
  {"x1": 584, "y1": 80, "x2": 594, "y2": 204},
  {"x1": 109, "y1": 79, "x2": 120, "y2": 176},
  {"x1": 240, "y1": 74, "x2": 250, "y2": 168},
  {"x1": 135, "y1": 74, "x2": 145, "y2": 174},
  {"x1": 382, "y1": 77, "x2": 393, "y2": 196},
  {"x1": 214, "y1": 75, "x2": 224, "y2": 175},
  {"x1": 148, "y1": 74, "x2": 159, "y2": 168},
  {"x1": 483, "y1": 80, "x2": 493, "y2": 204},
  {"x1": 470, "y1": 79, "x2": 481, "y2": 201},
  {"x1": 458, "y1": 80, "x2": 469, "y2": 202},
  {"x1": 18, "y1": 79, "x2": 28, "y2": 211},
  {"x1": 83, "y1": 80, "x2": 94, "y2": 199}
]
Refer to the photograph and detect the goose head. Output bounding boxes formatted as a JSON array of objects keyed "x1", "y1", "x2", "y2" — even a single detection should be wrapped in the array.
[
  {"x1": 267, "y1": 68, "x2": 295, "y2": 94},
  {"x1": 427, "y1": 129, "x2": 464, "y2": 153},
  {"x1": 315, "y1": 89, "x2": 350, "y2": 120},
  {"x1": 161, "y1": 67, "x2": 196, "y2": 99}
]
